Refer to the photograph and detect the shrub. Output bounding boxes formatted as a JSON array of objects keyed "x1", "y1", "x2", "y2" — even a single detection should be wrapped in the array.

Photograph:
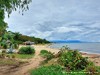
[
  {"x1": 40, "y1": 50, "x2": 54, "y2": 59},
  {"x1": 2, "y1": 50, "x2": 6, "y2": 53},
  {"x1": 14, "y1": 43, "x2": 19, "y2": 49},
  {"x1": 40, "y1": 50, "x2": 49, "y2": 57},
  {"x1": 40, "y1": 50, "x2": 48, "y2": 55},
  {"x1": 3, "y1": 44, "x2": 8, "y2": 49},
  {"x1": 86, "y1": 66, "x2": 99, "y2": 75},
  {"x1": 12, "y1": 55, "x2": 16, "y2": 59},
  {"x1": 58, "y1": 50, "x2": 89, "y2": 71},
  {"x1": 45, "y1": 51, "x2": 54, "y2": 61},
  {"x1": 40, "y1": 50, "x2": 54, "y2": 64},
  {"x1": 19, "y1": 46, "x2": 35, "y2": 54}
]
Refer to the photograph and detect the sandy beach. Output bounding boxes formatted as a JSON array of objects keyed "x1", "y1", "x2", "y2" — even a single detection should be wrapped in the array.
[
  {"x1": 21, "y1": 44, "x2": 100, "y2": 66},
  {"x1": 33, "y1": 44, "x2": 100, "y2": 66},
  {"x1": 0, "y1": 44, "x2": 100, "y2": 75}
]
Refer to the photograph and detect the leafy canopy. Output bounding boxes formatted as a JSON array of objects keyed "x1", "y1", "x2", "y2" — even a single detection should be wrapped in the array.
[
  {"x1": 0, "y1": 0, "x2": 32, "y2": 15},
  {"x1": 0, "y1": 0, "x2": 32, "y2": 36}
]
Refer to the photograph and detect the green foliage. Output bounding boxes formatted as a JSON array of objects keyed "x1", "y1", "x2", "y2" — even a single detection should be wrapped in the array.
[
  {"x1": 0, "y1": 9, "x2": 8, "y2": 36},
  {"x1": 2, "y1": 43, "x2": 7, "y2": 49},
  {"x1": 0, "y1": 0, "x2": 32, "y2": 39},
  {"x1": 13, "y1": 43, "x2": 19, "y2": 49},
  {"x1": 30, "y1": 65, "x2": 66, "y2": 75},
  {"x1": 40, "y1": 50, "x2": 54, "y2": 62},
  {"x1": 85, "y1": 66, "x2": 99, "y2": 75},
  {"x1": 19, "y1": 46, "x2": 35, "y2": 54},
  {"x1": 34, "y1": 38, "x2": 50, "y2": 44},
  {"x1": 45, "y1": 51, "x2": 54, "y2": 61},
  {"x1": 30, "y1": 65, "x2": 87, "y2": 75},
  {"x1": 7, "y1": 54, "x2": 34, "y2": 59},
  {"x1": 15, "y1": 54, "x2": 34, "y2": 59},
  {"x1": 58, "y1": 50, "x2": 89, "y2": 71},
  {"x1": 0, "y1": 0, "x2": 32, "y2": 15},
  {"x1": 13, "y1": 33, "x2": 50, "y2": 44},
  {"x1": 60, "y1": 45, "x2": 70, "y2": 51},
  {"x1": 40, "y1": 50, "x2": 49, "y2": 55}
]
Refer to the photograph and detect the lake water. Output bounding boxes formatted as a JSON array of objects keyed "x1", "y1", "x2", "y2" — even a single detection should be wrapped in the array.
[{"x1": 50, "y1": 43, "x2": 100, "y2": 54}]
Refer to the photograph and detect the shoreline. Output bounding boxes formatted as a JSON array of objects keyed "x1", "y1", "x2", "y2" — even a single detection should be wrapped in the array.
[
  {"x1": 48, "y1": 43, "x2": 100, "y2": 55},
  {"x1": 45, "y1": 44, "x2": 100, "y2": 66},
  {"x1": 19, "y1": 44, "x2": 100, "y2": 66}
]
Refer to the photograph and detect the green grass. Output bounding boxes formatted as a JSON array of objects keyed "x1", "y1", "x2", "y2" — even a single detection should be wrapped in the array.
[
  {"x1": 30, "y1": 65, "x2": 87, "y2": 75},
  {"x1": 7, "y1": 54, "x2": 34, "y2": 59},
  {"x1": 15, "y1": 54, "x2": 34, "y2": 59},
  {"x1": 30, "y1": 65, "x2": 66, "y2": 75}
]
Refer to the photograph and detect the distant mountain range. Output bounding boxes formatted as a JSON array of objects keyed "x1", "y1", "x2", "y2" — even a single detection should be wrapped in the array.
[{"x1": 49, "y1": 40, "x2": 89, "y2": 43}]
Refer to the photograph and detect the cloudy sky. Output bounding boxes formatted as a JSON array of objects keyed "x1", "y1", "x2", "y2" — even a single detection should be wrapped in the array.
[{"x1": 5, "y1": 0, "x2": 100, "y2": 42}]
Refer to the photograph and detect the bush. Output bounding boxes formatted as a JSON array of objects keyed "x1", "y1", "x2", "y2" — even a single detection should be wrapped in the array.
[
  {"x1": 44, "y1": 51, "x2": 54, "y2": 61},
  {"x1": 40, "y1": 50, "x2": 54, "y2": 64},
  {"x1": 14, "y1": 43, "x2": 19, "y2": 49},
  {"x1": 40, "y1": 50, "x2": 54, "y2": 60},
  {"x1": 2, "y1": 50, "x2": 6, "y2": 53},
  {"x1": 58, "y1": 50, "x2": 89, "y2": 71},
  {"x1": 19, "y1": 46, "x2": 35, "y2": 54},
  {"x1": 3, "y1": 44, "x2": 8, "y2": 49},
  {"x1": 86, "y1": 66, "x2": 99, "y2": 75},
  {"x1": 40, "y1": 50, "x2": 48, "y2": 55},
  {"x1": 40, "y1": 50, "x2": 49, "y2": 57}
]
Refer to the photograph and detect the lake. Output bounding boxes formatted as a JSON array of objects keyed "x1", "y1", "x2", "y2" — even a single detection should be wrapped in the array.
[{"x1": 50, "y1": 43, "x2": 100, "y2": 54}]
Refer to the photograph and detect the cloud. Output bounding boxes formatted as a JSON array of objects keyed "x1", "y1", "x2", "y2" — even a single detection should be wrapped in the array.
[
  {"x1": 55, "y1": 27, "x2": 81, "y2": 33},
  {"x1": 4, "y1": 0, "x2": 100, "y2": 41}
]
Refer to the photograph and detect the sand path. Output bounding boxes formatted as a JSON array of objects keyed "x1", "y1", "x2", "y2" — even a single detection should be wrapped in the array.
[{"x1": 7, "y1": 45, "x2": 59, "y2": 75}]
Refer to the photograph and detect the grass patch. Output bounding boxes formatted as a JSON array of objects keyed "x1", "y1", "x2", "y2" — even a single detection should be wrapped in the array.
[
  {"x1": 0, "y1": 59, "x2": 17, "y2": 66},
  {"x1": 30, "y1": 65, "x2": 66, "y2": 75},
  {"x1": 7, "y1": 54, "x2": 34, "y2": 59},
  {"x1": 30, "y1": 65, "x2": 87, "y2": 75},
  {"x1": 15, "y1": 54, "x2": 34, "y2": 59}
]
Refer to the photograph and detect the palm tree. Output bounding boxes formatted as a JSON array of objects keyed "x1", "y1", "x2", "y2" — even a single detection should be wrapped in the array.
[{"x1": 14, "y1": 32, "x2": 21, "y2": 40}]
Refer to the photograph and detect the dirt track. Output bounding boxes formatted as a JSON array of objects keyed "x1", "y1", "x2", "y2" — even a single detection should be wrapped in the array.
[{"x1": 0, "y1": 45, "x2": 59, "y2": 75}]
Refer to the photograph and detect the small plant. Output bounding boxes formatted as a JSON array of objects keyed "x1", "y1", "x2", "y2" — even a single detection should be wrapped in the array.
[
  {"x1": 86, "y1": 66, "x2": 98, "y2": 75},
  {"x1": 60, "y1": 45, "x2": 70, "y2": 51},
  {"x1": 6, "y1": 55, "x2": 11, "y2": 58},
  {"x1": 1, "y1": 53, "x2": 6, "y2": 58},
  {"x1": 40, "y1": 50, "x2": 48, "y2": 55},
  {"x1": 40, "y1": 50, "x2": 54, "y2": 64},
  {"x1": 40, "y1": 50, "x2": 50, "y2": 57},
  {"x1": 19, "y1": 46, "x2": 35, "y2": 54},
  {"x1": 12, "y1": 55, "x2": 16, "y2": 59},
  {"x1": 14, "y1": 43, "x2": 19, "y2": 49},
  {"x1": 2, "y1": 50, "x2": 6, "y2": 53}
]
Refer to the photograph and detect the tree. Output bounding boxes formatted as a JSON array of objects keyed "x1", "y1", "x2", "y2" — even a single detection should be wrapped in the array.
[
  {"x1": 0, "y1": 0, "x2": 32, "y2": 15},
  {"x1": 14, "y1": 32, "x2": 21, "y2": 40},
  {"x1": 0, "y1": 10, "x2": 8, "y2": 36},
  {"x1": 0, "y1": 0, "x2": 32, "y2": 36}
]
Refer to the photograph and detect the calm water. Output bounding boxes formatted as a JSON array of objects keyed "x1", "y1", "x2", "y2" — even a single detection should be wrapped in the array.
[{"x1": 50, "y1": 43, "x2": 100, "y2": 54}]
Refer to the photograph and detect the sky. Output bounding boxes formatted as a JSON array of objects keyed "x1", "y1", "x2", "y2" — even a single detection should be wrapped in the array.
[{"x1": 4, "y1": 0, "x2": 100, "y2": 42}]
